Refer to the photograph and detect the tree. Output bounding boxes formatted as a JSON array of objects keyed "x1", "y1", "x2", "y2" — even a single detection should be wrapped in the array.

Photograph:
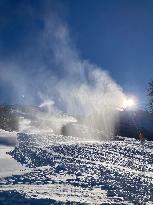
[
  {"x1": 0, "y1": 106, "x2": 18, "y2": 131},
  {"x1": 147, "y1": 81, "x2": 153, "y2": 113}
]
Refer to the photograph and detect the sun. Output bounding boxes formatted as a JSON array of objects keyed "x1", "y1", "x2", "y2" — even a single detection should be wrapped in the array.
[{"x1": 123, "y1": 98, "x2": 136, "y2": 109}]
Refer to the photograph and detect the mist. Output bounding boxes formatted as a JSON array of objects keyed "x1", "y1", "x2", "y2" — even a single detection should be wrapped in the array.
[{"x1": 0, "y1": 1, "x2": 126, "y2": 139}]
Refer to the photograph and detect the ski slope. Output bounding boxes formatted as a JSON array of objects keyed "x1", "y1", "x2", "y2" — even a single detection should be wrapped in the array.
[{"x1": 0, "y1": 130, "x2": 153, "y2": 204}]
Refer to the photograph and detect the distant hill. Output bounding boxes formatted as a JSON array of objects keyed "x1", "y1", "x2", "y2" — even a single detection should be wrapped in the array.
[
  {"x1": 116, "y1": 110, "x2": 153, "y2": 140},
  {"x1": 62, "y1": 110, "x2": 153, "y2": 141},
  {"x1": 0, "y1": 105, "x2": 153, "y2": 140}
]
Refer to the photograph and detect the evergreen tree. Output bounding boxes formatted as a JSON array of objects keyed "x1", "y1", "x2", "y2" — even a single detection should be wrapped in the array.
[{"x1": 148, "y1": 81, "x2": 153, "y2": 113}]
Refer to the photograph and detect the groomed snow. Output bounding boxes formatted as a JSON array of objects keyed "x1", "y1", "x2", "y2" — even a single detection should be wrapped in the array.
[
  {"x1": 0, "y1": 131, "x2": 153, "y2": 204},
  {"x1": 0, "y1": 130, "x2": 28, "y2": 178}
]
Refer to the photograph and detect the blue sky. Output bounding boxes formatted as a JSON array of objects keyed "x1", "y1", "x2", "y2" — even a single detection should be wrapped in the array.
[
  {"x1": 65, "y1": 0, "x2": 153, "y2": 106},
  {"x1": 0, "y1": 0, "x2": 153, "y2": 108}
]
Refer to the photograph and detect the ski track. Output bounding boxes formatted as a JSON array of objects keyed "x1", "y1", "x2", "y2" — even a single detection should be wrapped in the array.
[{"x1": 0, "y1": 132, "x2": 153, "y2": 204}]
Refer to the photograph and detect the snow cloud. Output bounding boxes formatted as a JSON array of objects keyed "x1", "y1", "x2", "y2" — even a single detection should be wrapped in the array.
[{"x1": 0, "y1": 1, "x2": 126, "y2": 137}]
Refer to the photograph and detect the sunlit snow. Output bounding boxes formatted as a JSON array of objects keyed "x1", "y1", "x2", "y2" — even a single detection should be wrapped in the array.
[{"x1": 0, "y1": 127, "x2": 153, "y2": 204}]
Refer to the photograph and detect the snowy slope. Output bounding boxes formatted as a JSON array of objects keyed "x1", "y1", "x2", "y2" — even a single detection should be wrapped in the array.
[
  {"x1": 0, "y1": 132, "x2": 153, "y2": 204},
  {"x1": 0, "y1": 107, "x2": 153, "y2": 204},
  {"x1": 0, "y1": 130, "x2": 27, "y2": 179}
]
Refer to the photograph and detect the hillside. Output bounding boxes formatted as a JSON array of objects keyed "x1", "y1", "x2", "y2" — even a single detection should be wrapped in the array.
[{"x1": 0, "y1": 105, "x2": 153, "y2": 140}]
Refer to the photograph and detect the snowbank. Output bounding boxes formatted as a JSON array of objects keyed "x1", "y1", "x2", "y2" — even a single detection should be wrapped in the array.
[{"x1": 0, "y1": 129, "x2": 18, "y2": 146}]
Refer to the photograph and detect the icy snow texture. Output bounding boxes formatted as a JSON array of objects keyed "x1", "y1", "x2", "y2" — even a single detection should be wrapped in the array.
[{"x1": 0, "y1": 132, "x2": 152, "y2": 204}]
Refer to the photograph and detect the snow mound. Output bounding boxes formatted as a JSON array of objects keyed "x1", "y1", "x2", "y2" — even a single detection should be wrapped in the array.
[{"x1": 0, "y1": 129, "x2": 18, "y2": 146}]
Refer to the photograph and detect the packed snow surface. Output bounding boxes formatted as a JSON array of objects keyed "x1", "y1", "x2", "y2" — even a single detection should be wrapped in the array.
[
  {"x1": 0, "y1": 130, "x2": 28, "y2": 178},
  {"x1": 0, "y1": 129, "x2": 153, "y2": 204}
]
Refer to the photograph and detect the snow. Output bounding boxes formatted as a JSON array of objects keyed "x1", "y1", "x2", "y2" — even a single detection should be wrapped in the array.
[
  {"x1": 0, "y1": 146, "x2": 28, "y2": 178},
  {"x1": 0, "y1": 184, "x2": 109, "y2": 204},
  {"x1": 18, "y1": 110, "x2": 77, "y2": 135},
  {"x1": 0, "y1": 129, "x2": 18, "y2": 146},
  {"x1": 0, "y1": 130, "x2": 28, "y2": 178},
  {"x1": 0, "y1": 130, "x2": 153, "y2": 204}
]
